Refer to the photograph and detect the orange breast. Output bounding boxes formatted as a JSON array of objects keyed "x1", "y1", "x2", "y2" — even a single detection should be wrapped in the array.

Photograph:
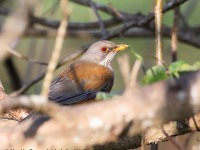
[{"x1": 60, "y1": 60, "x2": 114, "y2": 92}]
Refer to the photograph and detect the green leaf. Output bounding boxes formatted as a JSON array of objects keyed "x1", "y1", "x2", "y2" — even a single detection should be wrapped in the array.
[
  {"x1": 168, "y1": 61, "x2": 186, "y2": 73},
  {"x1": 142, "y1": 65, "x2": 168, "y2": 85},
  {"x1": 169, "y1": 61, "x2": 198, "y2": 77}
]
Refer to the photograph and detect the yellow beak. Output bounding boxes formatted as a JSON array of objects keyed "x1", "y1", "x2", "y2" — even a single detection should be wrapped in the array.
[{"x1": 113, "y1": 44, "x2": 129, "y2": 52}]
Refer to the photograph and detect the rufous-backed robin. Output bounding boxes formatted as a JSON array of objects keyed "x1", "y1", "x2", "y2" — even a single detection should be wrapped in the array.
[{"x1": 48, "y1": 40, "x2": 128, "y2": 105}]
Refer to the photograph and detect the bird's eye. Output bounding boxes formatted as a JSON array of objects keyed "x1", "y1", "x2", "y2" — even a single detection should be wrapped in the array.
[{"x1": 101, "y1": 46, "x2": 108, "y2": 52}]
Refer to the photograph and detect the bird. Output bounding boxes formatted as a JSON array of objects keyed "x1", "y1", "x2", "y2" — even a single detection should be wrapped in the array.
[
  {"x1": 48, "y1": 40, "x2": 128, "y2": 105},
  {"x1": 20, "y1": 40, "x2": 128, "y2": 122}
]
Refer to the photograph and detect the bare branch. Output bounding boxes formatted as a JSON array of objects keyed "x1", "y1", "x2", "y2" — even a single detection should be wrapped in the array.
[
  {"x1": 41, "y1": 0, "x2": 69, "y2": 97},
  {"x1": 155, "y1": 0, "x2": 163, "y2": 65},
  {"x1": 117, "y1": 54, "x2": 130, "y2": 88},
  {"x1": 130, "y1": 60, "x2": 141, "y2": 88},
  {"x1": 10, "y1": 50, "x2": 84, "y2": 96},
  {"x1": 89, "y1": 0, "x2": 107, "y2": 35},
  {"x1": 171, "y1": 0, "x2": 180, "y2": 62},
  {"x1": 0, "y1": 71, "x2": 200, "y2": 149},
  {"x1": 0, "y1": 42, "x2": 48, "y2": 65},
  {"x1": 99, "y1": 0, "x2": 188, "y2": 41}
]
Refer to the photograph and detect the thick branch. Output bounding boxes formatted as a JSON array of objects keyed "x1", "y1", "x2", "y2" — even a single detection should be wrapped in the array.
[
  {"x1": 2, "y1": 1, "x2": 199, "y2": 50},
  {"x1": 28, "y1": 0, "x2": 195, "y2": 49},
  {"x1": 0, "y1": 0, "x2": 188, "y2": 32},
  {"x1": 0, "y1": 71, "x2": 200, "y2": 149},
  {"x1": 97, "y1": 116, "x2": 200, "y2": 150}
]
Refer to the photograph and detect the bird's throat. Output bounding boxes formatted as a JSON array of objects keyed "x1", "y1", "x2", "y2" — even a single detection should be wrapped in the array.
[{"x1": 99, "y1": 52, "x2": 116, "y2": 70}]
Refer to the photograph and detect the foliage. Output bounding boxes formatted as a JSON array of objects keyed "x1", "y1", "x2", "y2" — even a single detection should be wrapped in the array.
[
  {"x1": 142, "y1": 65, "x2": 168, "y2": 84},
  {"x1": 142, "y1": 61, "x2": 200, "y2": 85}
]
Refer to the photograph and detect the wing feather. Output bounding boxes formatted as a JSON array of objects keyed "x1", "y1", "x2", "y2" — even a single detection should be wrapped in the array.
[{"x1": 48, "y1": 61, "x2": 114, "y2": 105}]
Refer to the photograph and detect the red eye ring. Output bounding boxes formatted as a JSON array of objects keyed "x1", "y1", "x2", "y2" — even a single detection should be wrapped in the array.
[{"x1": 101, "y1": 46, "x2": 108, "y2": 52}]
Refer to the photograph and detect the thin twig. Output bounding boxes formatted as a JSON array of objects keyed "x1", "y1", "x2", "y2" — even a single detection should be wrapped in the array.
[
  {"x1": 155, "y1": 0, "x2": 163, "y2": 65},
  {"x1": 0, "y1": 42, "x2": 48, "y2": 65},
  {"x1": 108, "y1": 3, "x2": 124, "y2": 20},
  {"x1": 41, "y1": 0, "x2": 69, "y2": 97},
  {"x1": 89, "y1": 0, "x2": 107, "y2": 35},
  {"x1": 117, "y1": 54, "x2": 130, "y2": 88},
  {"x1": 129, "y1": 60, "x2": 141, "y2": 88},
  {"x1": 152, "y1": 1, "x2": 164, "y2": 149},
  {"x1": 162, "y1": 127, "x2": 183, "y2": 150},
  {"x1": 171, "y1": 0, "x2": 180, "y2": 62},
  {"x1": 192, "y1": 116, "x2": 200, "y2": 131},
  {"x1": 10, "y1": 50, "x2": 84, "y2": 97}
]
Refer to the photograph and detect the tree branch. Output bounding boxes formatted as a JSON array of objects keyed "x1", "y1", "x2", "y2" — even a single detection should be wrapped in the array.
[{"x1": 0, "y1": 71, "x2": 200, "y2": 149}]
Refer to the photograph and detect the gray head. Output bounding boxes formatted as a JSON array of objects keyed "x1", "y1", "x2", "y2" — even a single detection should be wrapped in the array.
[{"x1": 80, "y1": 40, "x2": 128, "y2": 69}]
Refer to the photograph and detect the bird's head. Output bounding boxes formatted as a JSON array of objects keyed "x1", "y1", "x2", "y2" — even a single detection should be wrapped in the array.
[{"x1": 80, "y1": 40, "x2": 129, "y2": 69}]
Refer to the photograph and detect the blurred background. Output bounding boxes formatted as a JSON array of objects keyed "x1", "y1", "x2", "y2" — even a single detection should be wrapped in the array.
[
  {"x1": 0, "y1": 0, "x2": 200, "y2": 94},
  {"x1": 0, "y1": 0, "x2": 200, "y2": 149}
]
